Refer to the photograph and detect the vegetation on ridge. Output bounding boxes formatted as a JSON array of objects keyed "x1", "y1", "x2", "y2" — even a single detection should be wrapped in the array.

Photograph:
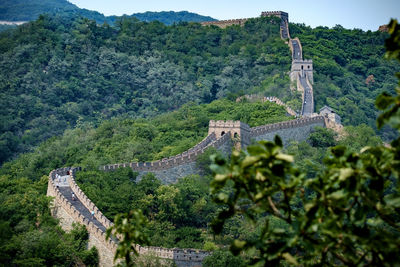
[
  {"x1": 0, "y1": 0, "x2": 216, "y2": 25},
  {"x1": 0, "y1": 14, "x2": 288, "y2": 164}
]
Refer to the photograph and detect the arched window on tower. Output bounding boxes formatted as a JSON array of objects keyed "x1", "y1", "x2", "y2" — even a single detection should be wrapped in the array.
[
  {"x1": 234, "y1": 132, "x2": 239, "y2": 138},
  {"x1": 221, "y1": 131, "x2": 225, "y2": 136}
]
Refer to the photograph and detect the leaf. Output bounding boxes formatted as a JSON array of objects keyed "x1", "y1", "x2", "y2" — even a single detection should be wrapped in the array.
[
  {"x1": 331, "y1": 146, "x2": 346, "y2": 157},
  {"x1": 242, "y1": 156, "x2": 260, "y2": 168},
  {"x1": 376, "y1": 92, "x2": 395, "y2": 110},
  {"x1": 282, "y1": 252, "x2": 299, "y2": 266},
  {"x1": 214, "y1": 174, "x2": 229, "y2": 182},
  {"x1": 328, "y1": 190, "x2": 346, "y2": 200},
  {"x1": 230, "y1": 239, "x2": 246, "y2": 255},
  {"x1": 276, "y1": 153, "x2": 294, "y2": 163},
  {"x1": 339, "y1": 168, "x2": 354, "y2": 181},
  {"x1": 385, "y1": 196, "x2": 400, "y2": 208}
]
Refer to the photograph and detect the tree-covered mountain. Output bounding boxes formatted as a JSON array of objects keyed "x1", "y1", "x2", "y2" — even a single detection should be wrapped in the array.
[
  {"x1": 126, "y1": 11, "x2": 216, "y2": 25},
  {"x1": 0, "y1": 98, "x2": 292, "y2": 264},
  {"x1": 0, "y1": 11, "x2": 398, "y2": 167},
  {"x1": 0, "y1": 14, "x2": 288, "y2": 164},
  {"x1": 0, "y1": 0, "x2": 216, "y2": 25}
]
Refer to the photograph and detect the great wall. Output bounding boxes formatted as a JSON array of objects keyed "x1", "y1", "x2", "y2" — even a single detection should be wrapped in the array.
[{"x1": 47, "y1": 11, "x2": 342, "y2": 266}]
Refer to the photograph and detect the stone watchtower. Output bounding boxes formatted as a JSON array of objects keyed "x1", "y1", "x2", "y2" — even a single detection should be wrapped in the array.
[
  {"x1": 208, "y1": 120, "x2": 251, "y2": 149},
  {"x1": 290, "y1": 59, "x2": 314, "y2": 84}
]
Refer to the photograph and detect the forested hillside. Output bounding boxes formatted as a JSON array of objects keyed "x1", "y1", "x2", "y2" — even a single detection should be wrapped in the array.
[
  {"x1": 1, "y1": 14, "x2": 397, "y2": 165},
  {"x1": 0, "y1": 0, "x2": 215, "y2": 25},
  {"x1": 0, "y1": 15, "x2": 289, "y2": 164},
  {"x1": 289, "y1": 23, "x2": 398, "y2": 138},
  {"x1": 1, "y1": 94, "x2": 383, "y2": 258},
  {"x1": 0, "y1": 98, "x2": 292, "y2": 264}
]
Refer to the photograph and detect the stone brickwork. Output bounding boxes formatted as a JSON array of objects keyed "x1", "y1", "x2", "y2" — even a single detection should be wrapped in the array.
[
  {"x1": 208, "y1": 120, "x2": 251, "y2": 149},
  {"x1": 101, "y1": 116, "x2": 326, "y2": 184},
  {"x1": 48, "y1": 116, "x2": 328, "y2": 266},
  {"x1": 101, "y1": 132, "x2": 232, "y2": 184},
  {"x1": 201, "y1": 18, "x2": 248, "y2": 28},
  {"x1": 291, "y1": 59, "x2": 314, "y2": 84},
  {"x1": 47, "y1": 11, "x2": 343, "y2": 267},
  {"x1": 47, "y1": 168, "x2": 117, "y2": 267},
  {"x1": 48, "y1": 168, "x2": 210, "y2": 267},
  {"x1": 251, "y1": 116, "x2": 325, "y2": 143}
]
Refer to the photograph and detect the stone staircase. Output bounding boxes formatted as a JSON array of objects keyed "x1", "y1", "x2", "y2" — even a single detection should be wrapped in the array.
[{"x1": 299, "y1": 74, "x2": 314, "y2": 116}]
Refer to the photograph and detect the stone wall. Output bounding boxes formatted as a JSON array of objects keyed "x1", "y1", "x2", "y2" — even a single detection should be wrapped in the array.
[
  {"x1": 251, "y1": 116, "x2": 325, "y2": 144},
  {"x1": 101, "y1": 132, "x2": 232, "y2": 183},
  {"x1": 48, "y1": 168, "x2": 211, "y2": 266},
  {"x1": 101, "y1": 117, "x2": 325, "y2": 184},
  {"x1": 236, "y1": 94, "x2": 298, "y2": 116},
  {"x1": 201, "y1": 11, "x2": 288, "y2": 32},
  {"x1": 47, "y1": 168, "x2": 117, "y2": 267},
  {"x1": 201, "y1": 18, "x2": 248, "y2": 28},
  {"x1": 290, "y1": 59, "x2": 314, "y2": 84},
  {"x1": 69, "y1": 169, "x2": 113, "y2": 229}
]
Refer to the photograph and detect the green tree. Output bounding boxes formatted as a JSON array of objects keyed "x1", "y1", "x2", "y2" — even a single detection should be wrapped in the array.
[
  {"x1": 308, "y1": 126, "x2": 337, "y2": 147},
  {"x1": 106, "y1": 210, "x2": 150, "y2": 266}
]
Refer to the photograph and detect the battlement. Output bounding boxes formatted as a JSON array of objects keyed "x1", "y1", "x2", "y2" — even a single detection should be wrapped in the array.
[
  {"x1": 201, "y1": 11, "x2": 288, "y2": 30},
  {"x1": 209, "y1": 120, "x2": 251, "y2": 133},
  {"x1": 261, "y1": 11, "x2": 288, "y2": 19},
  {"x1": 250, "y1": 116, "x2": 325, "y2": 137},
  {"x1": 208, "y1": 120, "x2": 251, "y2": 149},
  {"x1": 293, "y1": 59, "x2": 313, "y2": 63},
  {"x1": 201, "y1": 18, "x2": 248, "y2": 28}
]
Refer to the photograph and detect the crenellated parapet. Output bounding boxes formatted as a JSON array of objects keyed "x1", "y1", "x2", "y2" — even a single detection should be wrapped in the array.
[
  {"x1": 48, "y1": 167, "x2": 211, "y2": 266},
  {"x1": 69, "y1": 170, "x2": 114, "y2": 229},
  {"x1": 250, "y1": 116, "x2": 324, "y2": 137},
  {"x1": 47, "y1": 168, "x2": 118, "y2": 266},
  {"x1": 201, "y1": 18, "x2": 248, "y2": 28},
  {"x1": 101, "y1": 132, "x2": 218, "y2": 172},
  {"x1": 208, "y1": 120, "x2": 251, "y2": 149},
  {"x1": 291, "y1": 59, "x2": 314, "y2": 84},
  {"x1": 261, "y1": 11, "x2": 288, "y2": 19},
  {"x1": 201, "y1": 11, "x2": 289, "y2": 39}
]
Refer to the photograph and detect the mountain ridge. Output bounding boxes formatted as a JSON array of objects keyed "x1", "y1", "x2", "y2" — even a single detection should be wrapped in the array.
[{"x1": 0, "y1": 0, "x2": 217, "y2": 25}]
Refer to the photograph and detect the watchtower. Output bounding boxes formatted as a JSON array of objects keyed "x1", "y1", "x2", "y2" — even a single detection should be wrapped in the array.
[
  {"x1": 208, "y1": 120, "x2": 251, "y2": 149},
  {"x1": 290, "y1": 59, "x2": 314, "y2": 84}
]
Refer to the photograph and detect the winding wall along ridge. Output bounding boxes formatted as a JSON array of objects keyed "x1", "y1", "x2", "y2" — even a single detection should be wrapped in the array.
[
  {"x1": 49, "y1": 167, "x2": 210, "y2": 266},
  {"x1": 101, "y1": 131, "x2": 229, "y2": 172},
  {"x1": 48, "y1": 11, "x2": 328, "y2": 266},
  {"x1": 48, "y1": 116, "x2": 326, "y2": 266},
  {"x1": 47, "y1": 168, "x2": 118, "y2": 266},
  {"x1": 102, "y1": 116, "x2": 325, "y2": 176}
]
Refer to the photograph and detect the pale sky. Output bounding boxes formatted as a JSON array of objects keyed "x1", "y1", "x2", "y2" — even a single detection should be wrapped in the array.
[{"x1": 67, "y1": 0, "x2": 399, "y2": 31}]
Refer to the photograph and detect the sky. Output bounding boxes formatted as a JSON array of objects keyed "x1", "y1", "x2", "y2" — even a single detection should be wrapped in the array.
[{"x1": 68, "y1": 0, "x2": 399, "y2": 31}]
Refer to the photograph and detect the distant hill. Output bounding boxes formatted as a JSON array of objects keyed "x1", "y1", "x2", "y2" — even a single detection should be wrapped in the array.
[
  {"x1": 128, "y1": 11, "x2": 216, "y2": 25},
  {"x1": 0, "y1": 0, "x2": 216, "y2": 24}
]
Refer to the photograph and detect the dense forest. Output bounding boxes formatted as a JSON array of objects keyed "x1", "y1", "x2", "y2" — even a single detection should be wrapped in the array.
[
  {"x1": 0, "y1": 98, "x2": 290, "y2": 265},
  {"x1": 0, "y1": 14, "x2": 290, "y2": 164},
  {"x1": 0, "y1": 95, "x2": 383, "y2": 265},
  {"x1": 1, "y1": 14, "x2": 397, "y2": 165}
]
